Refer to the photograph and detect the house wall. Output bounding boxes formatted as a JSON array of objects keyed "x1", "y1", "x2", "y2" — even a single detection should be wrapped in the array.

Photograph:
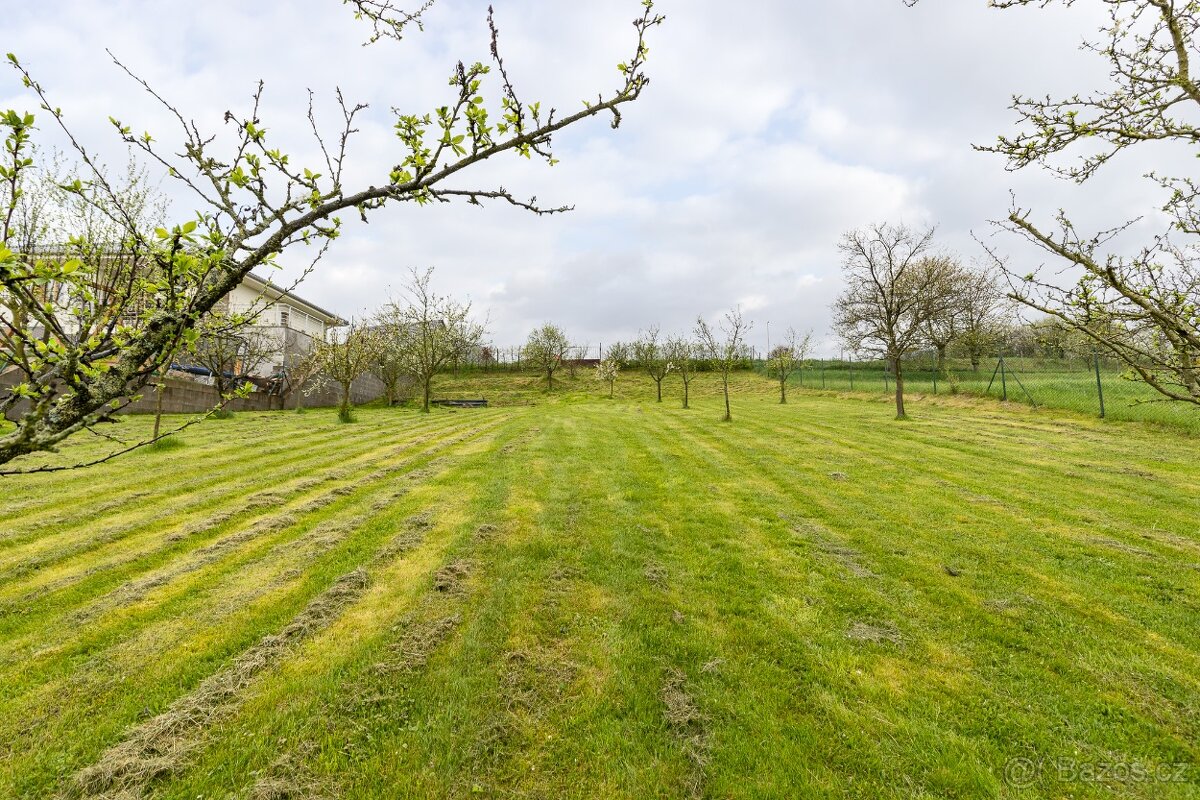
[{"x1": 213, "y1": 282, "x2": 339, "y2": 377}]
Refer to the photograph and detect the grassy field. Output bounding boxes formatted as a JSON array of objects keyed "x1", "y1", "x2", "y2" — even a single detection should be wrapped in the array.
[
  {"x1": 786, "y1": 358, "x2": 1200, "y2": 434},
  {"x1": 2, "y1": 373, "x2": 1198, "y2": 798}
]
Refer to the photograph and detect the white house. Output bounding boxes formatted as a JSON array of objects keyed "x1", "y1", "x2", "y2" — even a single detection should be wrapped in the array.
[{"x1": 216, "y1": 273, "x2": 347, "y2": 377}]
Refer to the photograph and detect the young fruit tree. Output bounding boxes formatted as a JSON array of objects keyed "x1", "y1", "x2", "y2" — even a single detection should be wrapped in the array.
[
  {"x1": 312, "y1": 322, "x2": 377, "y2": 423},
  {"x1": 633, "y1": 325, "x2": 672, "y2": 401},
  {"x1": 595, "y1": 357, "x2": 620, "y2": 398},
  {"x1": 695, "y1": 307, "x2": 751, "y2": 422},
  {"x1": 950, "y1": 0, "x2": 1200, "y2": 406},
  {"x1": 524, "y1": 323, "x2": 571, "y2": 390},
  {"x1": 376, "y1": 266, "x2": 485, "y2": 412},
  {"x1": 368, "y1": 318, "x2": 409, "y2": 407},
  {"x1": 605, "y1": 340, "x2": 633, "y2": 368},
  {"x1": 768, "y1": 327, "x2": 813, "y2": 404},
  {"x1": 953, "y1": 265, "x2": 1007, "y2": 372},
  {"x1": 0, "y1": 1, "x2": 664, "y2": 472},
  {"x1": 832, "y1": 223, "x2": 958, "y2": 418},
  {"x1": 280, "y1": 345, "x2": 325, "y2": 411},
  {"x1": 664, "y1": 335, "x2": 698, "y2": 409},
  {"x1": 189, "y1": 313, "x2": 275, "y2": 401}
]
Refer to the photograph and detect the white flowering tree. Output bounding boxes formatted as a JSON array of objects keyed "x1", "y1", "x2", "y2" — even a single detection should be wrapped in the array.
[{"x1": 595, "y1": 357, "x2": 620, "y2": 398}]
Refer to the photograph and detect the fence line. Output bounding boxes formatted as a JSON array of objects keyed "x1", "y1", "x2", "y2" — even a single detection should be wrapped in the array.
[{"x1": 759, "y1": 353, "x2": 1199, "y2": 434}]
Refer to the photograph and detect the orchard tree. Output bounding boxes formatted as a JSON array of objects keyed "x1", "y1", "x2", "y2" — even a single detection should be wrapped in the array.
[
  {"x1": 190, "y1": 313, "x2": 275, "y2": 400},
  {"x1": 768, "y1": 327, "x2": 813, "y2": 404},
  {"x1": 954, "y1": 265, "x2": 1008, "y2": 371},
  {"x1": 378, "y1": 266, "x2": 485, "y2": 412},
  {"x1": 368, "y1": 318, "x2": 409, "y2": 407},
  {"x1": 313, "y1": 323, "x2": 377, "y2": 422},
  {"x1": 832, "y1": 223, "x2": 957, "y2": 418},
  {"x1": 605, "y1": 340, "x2": 633, "y2": 367},
  {"x1": 907, "y1": 0, "x2": 1200, "y2": 407},
  {"x1": 0, "y1": 1, "x2": 665, "y2": 472},
  {"x1": 695, "y1": 307, "x2": 751, "y2": 422},
  {"x1": 595, "y1": 357, "x2": 620, "y2": 398},
  {"x1": 524, "y1": 323, "x2": 571, "y2": 390},
  {"x1": 664, "y1": 334, "x2": 698, "y2": 409},
  {"x1": 633, "y1": 325, "x2": 671, "y2": 401},
  {"x1": 280, "y1": 345, "x2": 325, "y2": 411},
  {"x1": 919, "y1": 255, "x2": 967, "y2": 371}
]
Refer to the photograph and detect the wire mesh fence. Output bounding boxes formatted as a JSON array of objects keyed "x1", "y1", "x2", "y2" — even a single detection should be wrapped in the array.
[{"x1": 776, "y1": 353, "x2": 1200, "y2": 434}]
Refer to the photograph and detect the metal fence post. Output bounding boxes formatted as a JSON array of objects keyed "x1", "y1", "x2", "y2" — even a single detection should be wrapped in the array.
[
  {"x1": 1000, "y1": 355, "x2": 1008, "y2": 402},
  {"x1": 1094, "y1": 352, "x2": 1106, "y2": 419},
  {"x1": 821, "y1": 367, "x2": 826, "y2": 389}
]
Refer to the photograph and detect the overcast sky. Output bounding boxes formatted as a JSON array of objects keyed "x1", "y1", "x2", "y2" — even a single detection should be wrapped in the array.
[{"x1": 2, "y1": 0, "x2": 1183, "y2": 354}]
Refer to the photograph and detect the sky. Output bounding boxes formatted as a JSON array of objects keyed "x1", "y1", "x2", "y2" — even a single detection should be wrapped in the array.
[{"x1": 1, "y1": 0, "x2": 1185, "y2": 355}]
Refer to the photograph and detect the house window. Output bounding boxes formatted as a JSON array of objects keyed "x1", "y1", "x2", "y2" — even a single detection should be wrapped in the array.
[{"x1": 280, "y1": 308, "x2": 290, "y2": 327}]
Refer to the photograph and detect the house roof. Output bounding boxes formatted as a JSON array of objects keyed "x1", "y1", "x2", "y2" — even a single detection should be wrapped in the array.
[{"x1": 242, "y1": 273, "x2": 348, "y2": 327}]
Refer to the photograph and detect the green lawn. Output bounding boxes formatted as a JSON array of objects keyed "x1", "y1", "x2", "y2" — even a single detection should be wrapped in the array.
[
  {"x1": 793, "y1": 358, "x2": 1200, "y2": 434},
  {"x1": 1, "y1": 373, "x2": 1198, "y2": 798}
]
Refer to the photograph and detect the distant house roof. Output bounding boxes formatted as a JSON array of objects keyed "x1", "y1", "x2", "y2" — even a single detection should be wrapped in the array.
[{"x1": 242, "y1": 273, "x2": 348, "y2": 327}]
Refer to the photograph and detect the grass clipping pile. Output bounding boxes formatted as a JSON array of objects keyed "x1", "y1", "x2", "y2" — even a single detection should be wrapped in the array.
[{"x1": 69, "y1": 569, "x2": 370, "y2": 799}]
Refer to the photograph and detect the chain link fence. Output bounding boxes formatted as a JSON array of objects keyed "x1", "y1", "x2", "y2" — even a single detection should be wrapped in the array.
[{"x1": 774, "y1": 353, "x2": 1200, "y2": 434}]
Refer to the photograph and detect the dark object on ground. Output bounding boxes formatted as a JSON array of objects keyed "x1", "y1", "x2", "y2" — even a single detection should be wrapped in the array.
[{"x1": 431, "y1": 398, "x2": 488, "y2": 408}]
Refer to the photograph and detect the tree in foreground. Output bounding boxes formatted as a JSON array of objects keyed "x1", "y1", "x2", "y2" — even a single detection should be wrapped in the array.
[
  {"x1": 0, "y1": 1, "x2": 664, "y2": 472},
  {"x1": 768, "y1": 327, "x2": 813, "y2": 404},
  {"x1": 934, "y1": 0, "x2": 1200, "y2": 407},
  {"x1": 664, "y1": 335, "x2": 698, "y2": 409},
  {"x1": 633, "y1": 325, "x2": 672, "y2": 401},
  {"x1": 524, "y1": 323, "x2": 571, "y2": 390},
  {"x1": 595, "y1": 357, "x2": 620, "y2": 398},
  {"x1": 313, "y1": 323, "x2": 376, "y2": 422},
  {"x1": 377, "y1": 266, "x2": 485, "y2": 412},
  {"x1": 833, "y1": 223, "x2": 957, "y2": 418},
  {"x1": 695, "y1": 308, "x2": 751, "y2": 422}
]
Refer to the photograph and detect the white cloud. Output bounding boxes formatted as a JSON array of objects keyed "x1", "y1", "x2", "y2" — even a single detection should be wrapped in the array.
[{"x1": 1, "y1": 0, "x2": 1188, "y2": 354}]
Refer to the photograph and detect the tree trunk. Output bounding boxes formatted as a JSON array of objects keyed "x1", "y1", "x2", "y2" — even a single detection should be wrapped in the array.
[
  {"x1": 152, "y1": 381, "x2": 165, "y2": 440},
  {"x1": 656, "y1": 378, "x2": 663, "y2": 402},
  {"x1": 682, "y1": 379, "x2": 689, "y2": 409},
  {"x1": 547, "y1": 367, "x2": 554, "y2": 390},
  {"x1": 779, "y1": 375, "x2": 787, "y2": 404},
  {"x1": 423, "y1": 377, "x2": 432, "y2": 413},
  {"x1": 936, "y1": 344, "x2": 947, "y2": 372},
  {"x1": 340, "y1": 383, "x2": 352, "y2": 419},
  {"x1": 722, "y1": 374, "x2": 732, "y2": 422},
  {"x1": 892, "y1": 356, "x2": 906, "y2": 418}
]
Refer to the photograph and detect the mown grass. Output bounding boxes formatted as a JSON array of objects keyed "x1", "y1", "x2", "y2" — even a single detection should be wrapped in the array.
[
  {"x1": 792, "y1": 357, "x2": 1200, "y2": 434},
  {"x1": 1, "y1": 373, "x2": 1198, "y2": 798}
]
